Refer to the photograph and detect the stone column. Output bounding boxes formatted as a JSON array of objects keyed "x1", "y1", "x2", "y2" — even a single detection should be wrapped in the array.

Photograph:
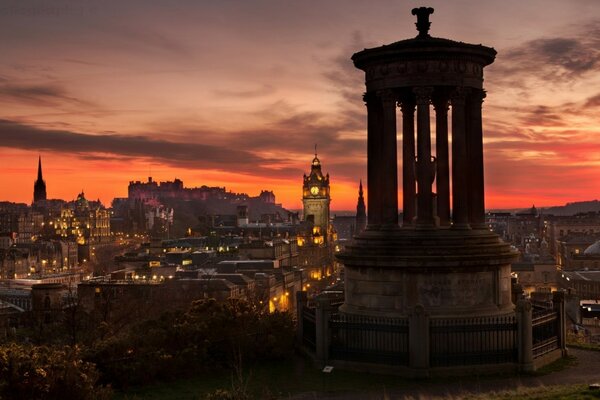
[
  {"x1": 467, "y1": 89, "x2": 487, "y2": 229},
  {"x1": 516, "y1": 299, "x2": 533, "y2": 372},
  {"x1": 400, "y1": 97, "x2": 416, "y2": 227},
  {"x1": 365, "y1": 92, "x2": 383, "y2": 228},
  {"x1": 414, "y1": 86, "x2": 436, "y2": 228},
  {"x1": 315, "y1": 296, "x2": 332, "y2": 364},
  {"x1": 432, "y1": 93, "x2": 450, "y2": 227},
  {"x1": 409, "y1": 304, "x2": 430, "y2": 377},
  {"x1": 379, "y1": 89, "x2": 399, "y2": 228},
  {"x1": 450, "y1": 87, "x2": 470, "y2": 229}
]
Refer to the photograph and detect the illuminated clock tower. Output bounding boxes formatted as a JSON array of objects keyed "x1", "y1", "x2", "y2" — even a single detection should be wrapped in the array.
[{"x1": 302, "y1": 150, "x2": 330, "y2": 241}]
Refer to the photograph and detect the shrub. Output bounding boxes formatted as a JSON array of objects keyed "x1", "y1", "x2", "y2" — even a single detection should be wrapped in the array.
[{"x1": 0, "y1": 343, "x2": 112, "y2": 400}]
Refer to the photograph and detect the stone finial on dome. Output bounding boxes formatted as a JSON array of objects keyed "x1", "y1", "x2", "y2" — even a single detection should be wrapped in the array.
[{"x1": 412, "y1": 7, "x2": 434, "y2": 38}]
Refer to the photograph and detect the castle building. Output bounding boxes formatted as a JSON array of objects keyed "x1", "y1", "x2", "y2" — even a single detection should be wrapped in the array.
[{"x1": 33, "y1": 156, "x2": 47, "y2": 203}]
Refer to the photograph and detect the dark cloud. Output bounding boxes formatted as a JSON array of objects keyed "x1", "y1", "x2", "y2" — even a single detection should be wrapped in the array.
[
  {"x1": 0, "y1": 83, "x2": 94, "y2": 108},
  {"x1": 323, "y1": 31, "x2": 373, "y2": 104},
  {"x1": 584, "y1": 93, "x2": 600, "y2": 108},
  {"x1": 518, "y1": 105, "x2": 566, "y2": 127},
  {"x1": 0, "y1": 119, "x2": 284, "y2": 175},
  {"x1": 230, "y1": 104, "x2": 365, "y2": 164},
  {"x1": 488, "y1": 20, "x2": 600, "y2": 85}
]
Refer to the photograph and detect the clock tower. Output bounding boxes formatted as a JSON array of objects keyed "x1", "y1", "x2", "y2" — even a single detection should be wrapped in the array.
[{"x1": 302, "y1": 150, "x2": 330, "y2": 241}]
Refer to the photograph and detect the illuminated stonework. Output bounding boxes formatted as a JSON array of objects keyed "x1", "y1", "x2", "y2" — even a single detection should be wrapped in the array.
[{"x1": 302, "y1": 151, "x2": 330, "y2": 236}]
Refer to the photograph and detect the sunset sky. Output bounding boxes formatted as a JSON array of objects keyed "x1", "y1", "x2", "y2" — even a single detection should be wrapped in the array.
[{"x1": 1, "y1": 0, "x2": 599, "y2": 211}]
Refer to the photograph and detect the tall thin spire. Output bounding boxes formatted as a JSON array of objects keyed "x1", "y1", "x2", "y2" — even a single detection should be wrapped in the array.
[
  {"x1": 356, "y1": 179, "x2": 366, "y2": 234},
  {"x1": 33, "y1": 156, "x2": 47, "y2": 203},
  {"x1": 37, "y1": 155, "x2": 43, "y2": 181}
]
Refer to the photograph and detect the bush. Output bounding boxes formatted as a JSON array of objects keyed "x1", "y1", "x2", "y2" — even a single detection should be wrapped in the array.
[
  {"x1": 88, "y1": 298, "x2": 295, "y2": 388},
  {"x1": 0, "y1": 343, "x2": 112, "y2": 400}
]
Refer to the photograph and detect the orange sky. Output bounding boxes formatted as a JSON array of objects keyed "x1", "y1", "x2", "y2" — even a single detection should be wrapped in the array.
[{"x1": 1, "y1": 0, "x2": 599, "y2": 211}]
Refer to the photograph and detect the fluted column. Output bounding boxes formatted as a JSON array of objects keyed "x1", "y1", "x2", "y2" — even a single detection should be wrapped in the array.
[
  {"x1": 400, "y1": 96, "x2": 416, "y2": 227},
  {"x1": 450, "y1": 87, "x2": 470, "y2": 229},
  {"x1": 414, "y1": 86, "x2": 436, "y2": 228},
  {"x1": 467, "y1": 89, "x2": 487, "y2": 229},
  {"x1": 432, "y1": 92, "x2": 450, "y2": 227},
  {"x1": 379, "y1": 89, "x2": 399, "y2": 227},
  {"x1": 365, "y1": 92, "x2": 383, "y2": 228}
]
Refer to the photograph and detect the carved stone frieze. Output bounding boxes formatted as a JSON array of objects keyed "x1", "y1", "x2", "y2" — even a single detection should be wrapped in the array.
[{"x1": 365, "y1": 58, "x2": 486, "y2": 86}]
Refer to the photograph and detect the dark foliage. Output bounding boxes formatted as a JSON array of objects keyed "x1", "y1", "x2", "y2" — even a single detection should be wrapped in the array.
[
  {"x1": 88, "y1": 298, "x2": 295, "y2": 388},
  {"x1": 0, "y1": 343, "x2": 112, "y2": 400}
]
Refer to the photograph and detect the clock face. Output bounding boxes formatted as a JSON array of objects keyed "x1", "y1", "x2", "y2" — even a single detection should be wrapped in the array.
[{"x1": 310, "y1": 186, "x2": 319, "y2": 196}]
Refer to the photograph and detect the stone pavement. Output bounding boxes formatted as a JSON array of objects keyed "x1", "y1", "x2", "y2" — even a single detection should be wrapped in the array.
[{"x1": 290, "y1": 349, "x2": 600, "y2": 400}]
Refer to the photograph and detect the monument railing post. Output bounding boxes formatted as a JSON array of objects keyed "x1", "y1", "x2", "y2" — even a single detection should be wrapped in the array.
[
  {"x1": 553, "y1": 290, "x2": 567, "y2": 355},
  {"x1": 315, "y1": 296, "x2": 332, "y2": 364},
  {"x1": 516, "y1": 299, "x2": 533, "y2": 372},
  {"x1": 409, "y1": 304, "x2": 430, "y2": 377},
  {"x1": 296, "y1": 291, "x2": 307, "y2": 344}
]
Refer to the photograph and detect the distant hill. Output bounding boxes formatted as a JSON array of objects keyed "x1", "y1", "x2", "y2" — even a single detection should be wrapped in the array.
[{"x1": 517, "y1": 200, "x2": 600, "y2": 216}]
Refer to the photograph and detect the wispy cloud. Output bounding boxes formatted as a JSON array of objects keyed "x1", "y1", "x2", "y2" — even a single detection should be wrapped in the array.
[
  {"x1": 0, "y1": 83, "x2": 95, "y2": 108},
  {"x1": 213, "y1": 84, "x2": 276, "y2": 99}
]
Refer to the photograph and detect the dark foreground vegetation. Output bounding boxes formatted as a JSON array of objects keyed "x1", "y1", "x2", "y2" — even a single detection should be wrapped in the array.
[{"x1": 0, "y1": 298, "x2": 294, "y2": 400}]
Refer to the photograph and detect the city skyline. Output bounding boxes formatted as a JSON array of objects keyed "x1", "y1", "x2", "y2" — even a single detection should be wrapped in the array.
[{"x1": 1, "y1": 0, "x2": 599, "y2": 210}]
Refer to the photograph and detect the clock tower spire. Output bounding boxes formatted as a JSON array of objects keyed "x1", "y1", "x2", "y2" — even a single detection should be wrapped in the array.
[{"x1": 302, "y1": 149, "x2": 330, "y2": 242}]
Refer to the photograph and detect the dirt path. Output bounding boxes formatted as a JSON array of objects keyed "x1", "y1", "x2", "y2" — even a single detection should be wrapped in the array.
[{"x1": 291, "y1": 349, "x2": 600, "y2": 399}]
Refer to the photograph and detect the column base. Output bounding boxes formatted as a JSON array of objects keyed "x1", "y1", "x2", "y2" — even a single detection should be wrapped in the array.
[
  {"x1": 470, "y1": 223, "x2": 488, "y2": 230},
  {"x1": 451, "y1": 222, "x2": 471, "y2": 230}
]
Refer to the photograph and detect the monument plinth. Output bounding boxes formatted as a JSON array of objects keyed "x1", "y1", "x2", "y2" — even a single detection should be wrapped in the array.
[{"x1": 338, "y1": 7, "x2": 518, "y2": 319}]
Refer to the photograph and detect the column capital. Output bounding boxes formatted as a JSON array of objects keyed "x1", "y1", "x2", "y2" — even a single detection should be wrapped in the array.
[
  {"x1": 431, "y1": 96, "x2": 449, "y2": 112},
  {"x1": 376, "y1": 88, "x2": 397, "y2": 104},
  {"x1": 413, "y1": 86, "x2": 433, "y2": 105},
  {"x1": 399, "y1": 98, "x2": 416, "y2": 113},
  {"x1": 469, "y1": 88, "x2": 487, "y2": 104},
  {"x1": 450, "y1": 86, "x2": 471, "y2": 105},
  {"x1": 363, "y1": 91, "x2": 377, "y2": 105}
]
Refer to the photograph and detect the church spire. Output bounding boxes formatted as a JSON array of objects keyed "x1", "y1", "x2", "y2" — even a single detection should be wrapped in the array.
[
  {"x1": 37, "y1": 156, "x2": 43, "y2": 181},
  {"x1": 356, "y1": 179, "x2": 366, "y2": 234},
  {"x1": 33, "y1": 156, "x2": 47, "y2": 203}
]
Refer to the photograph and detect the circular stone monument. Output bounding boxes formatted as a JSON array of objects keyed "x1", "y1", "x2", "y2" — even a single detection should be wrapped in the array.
[{"x1": 337, "y1": 7, "x2": 519, "y2": 319}]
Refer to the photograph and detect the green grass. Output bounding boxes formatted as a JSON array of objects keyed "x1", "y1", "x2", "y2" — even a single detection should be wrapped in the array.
[
  {"x1": 530, "y1": 355, "x2": 578, "y2": 376},
  {"x1": 114, "y1": 355, "x2": 411, "y2": 399},
  {"x1": 114, "y1": 353, "x2": 587, "y2": 400},
  {"x1": 568, "y1": 342, "x2": 600, "y2": 352},
  {"x1": 455, "y1": 384, "x2": 600, "y2": 400}
]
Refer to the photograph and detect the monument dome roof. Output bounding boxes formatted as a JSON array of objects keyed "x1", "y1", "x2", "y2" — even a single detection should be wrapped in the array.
[
  {"x1": 584, "y1": 240, "x2": 600, "y2": 256},
  {"x1": 352, "y1": 7, "x2": 496, "y2": 69}
]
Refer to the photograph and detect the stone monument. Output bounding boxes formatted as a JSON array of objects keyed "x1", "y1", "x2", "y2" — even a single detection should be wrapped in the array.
[
  {"x1": 299, "y1": 8, "x2": 566, "y2": 376},
  {"x1": 338, "y1": 6, "x2": 519, "y2": 320}
]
